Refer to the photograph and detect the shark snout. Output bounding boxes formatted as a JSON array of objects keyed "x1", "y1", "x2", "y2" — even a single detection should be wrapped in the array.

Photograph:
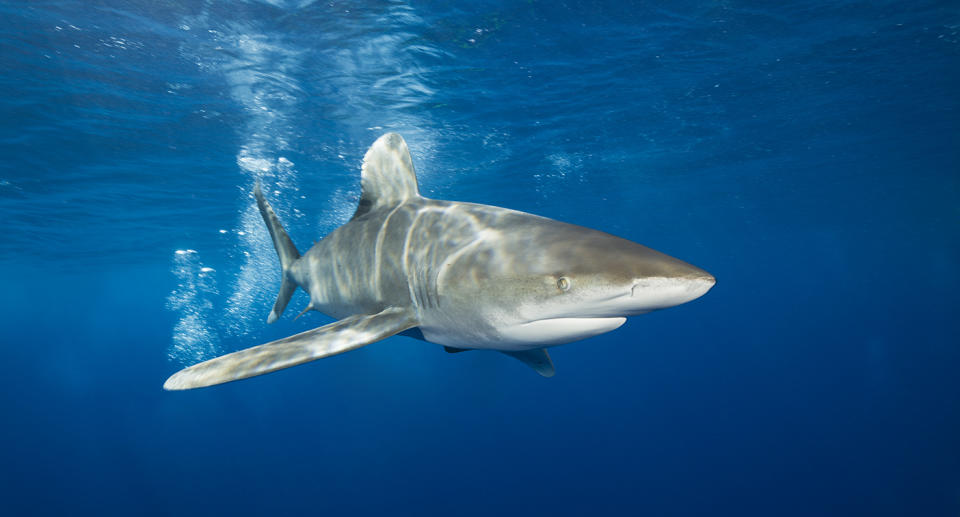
[
  {"x1": 629, "y1": 271, "x2": 715, "y2": 310},
  {"x1": 686, "y1": 270, "x2": 716, "y2": 290},
  {"x1": 684, "y1": 271, "x2": 716, "y2": 300}
]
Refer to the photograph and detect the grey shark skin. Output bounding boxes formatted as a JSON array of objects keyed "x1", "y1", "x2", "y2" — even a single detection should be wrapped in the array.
[{"x1": 164, "y1": 134, "x2": 715, "y2": 390}]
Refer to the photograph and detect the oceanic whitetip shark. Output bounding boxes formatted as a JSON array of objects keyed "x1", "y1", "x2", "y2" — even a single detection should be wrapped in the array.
[{"x1": 164, "y1": 133, "x2": 714, "y2": 390}]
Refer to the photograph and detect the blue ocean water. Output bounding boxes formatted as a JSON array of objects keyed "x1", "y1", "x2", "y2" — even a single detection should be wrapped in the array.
[{"x1": 1, "y1": 0, "x2": 958, "y2": 515}]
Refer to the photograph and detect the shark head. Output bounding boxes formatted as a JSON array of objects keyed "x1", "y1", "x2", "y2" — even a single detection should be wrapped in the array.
[
  {"x1": 425, "y1": 206, "x2": 716, "y2": 349},
  {"x1": 526, "y1": 222, "x2": 715, "y2": 316}
]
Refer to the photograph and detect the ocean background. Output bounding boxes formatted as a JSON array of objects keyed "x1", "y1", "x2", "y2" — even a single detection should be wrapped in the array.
[{"x1": 1, "y1": 0, "x2": 958, "y2": 515}]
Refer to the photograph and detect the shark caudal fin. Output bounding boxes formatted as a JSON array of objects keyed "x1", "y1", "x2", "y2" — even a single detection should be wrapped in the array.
[
  {"x1": 352, "y1": 133, "x2": 420, "y2": 219},
  {"x1": 254, "y1": 182, "x2": 300, "y2": 324}
]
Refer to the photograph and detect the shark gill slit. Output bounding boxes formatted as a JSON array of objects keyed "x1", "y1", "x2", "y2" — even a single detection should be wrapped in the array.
[
  {"x1": 422, "y1": 266, "x2": 438, "y2": 309},
  {"x1": 428, "y1": 266, "x2": 439, "y2": 308},
  {"x1": 418, "y1": 268, "x2": 429, "y2": 309}
]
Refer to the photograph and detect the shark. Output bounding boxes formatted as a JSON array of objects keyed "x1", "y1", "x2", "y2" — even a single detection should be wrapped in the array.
[{"x1": 164, "y1": 133, "x2": 715, "y2": 390}]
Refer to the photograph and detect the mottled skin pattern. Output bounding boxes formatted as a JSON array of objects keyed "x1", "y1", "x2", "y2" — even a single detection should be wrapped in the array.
[{"x1": 164, "y1": 133, "x2": 714, "y2": 390}]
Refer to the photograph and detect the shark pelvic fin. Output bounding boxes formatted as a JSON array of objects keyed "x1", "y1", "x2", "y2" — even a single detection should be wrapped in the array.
[
  {"x1": 254, "y1": 182, "x2": 301, "y2": 324},
  {"x1": 164, "y1": 307, "x2": 417, "y2": 390},
  {"x1": 353, "y1": 133, "x2": 420, "y2": 219},
  {"x1": 293, "y1": 305, "x2": 311, "y2": 321},
  {"x1": 500, "y1": 349, "x2": 556, "y2": 378}
]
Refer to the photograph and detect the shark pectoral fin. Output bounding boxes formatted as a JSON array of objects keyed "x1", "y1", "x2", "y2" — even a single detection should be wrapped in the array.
[
  {"x1": 443, "y1": 346, "x2": 471, "y2": 354},
  {"x1": 500, "y1": 349, "x2": 556, "y2": 378},
  {"x1": 164, "y1": 307, "x2": 417, "y2": 390}
]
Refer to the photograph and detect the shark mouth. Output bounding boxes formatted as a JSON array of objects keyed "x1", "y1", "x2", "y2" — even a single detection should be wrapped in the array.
[{"x1": 499, "y1": 317, "x2": 627, "y2": 347}]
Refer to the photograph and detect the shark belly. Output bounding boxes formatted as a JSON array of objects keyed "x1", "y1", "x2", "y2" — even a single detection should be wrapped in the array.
[
  {"x1": 497, "y1": 317, "x2": 627, "y2": 347},
  {"x1": 419, "y1": 317, "x2": 627, "y2": 351}
]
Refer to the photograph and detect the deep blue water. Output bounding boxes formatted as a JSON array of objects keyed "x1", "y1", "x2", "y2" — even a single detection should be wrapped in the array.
[{"x1": 2, "y1": 0, "x2": 959, "y2": 515}]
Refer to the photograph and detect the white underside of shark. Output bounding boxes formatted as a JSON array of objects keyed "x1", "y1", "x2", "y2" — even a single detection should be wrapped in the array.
[{"x1": 164, "y1": 134, "x2": 715, "y2": 390}]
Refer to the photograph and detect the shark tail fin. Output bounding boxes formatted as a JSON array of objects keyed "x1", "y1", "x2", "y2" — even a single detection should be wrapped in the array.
[{"x1": 254, "y1": 182, "x2": 301, "y2": 324}]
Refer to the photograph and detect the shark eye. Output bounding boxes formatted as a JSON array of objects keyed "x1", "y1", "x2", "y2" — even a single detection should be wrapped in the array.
[{"x1": 557, "y1": 277, "x2": 571, "y2": 291}]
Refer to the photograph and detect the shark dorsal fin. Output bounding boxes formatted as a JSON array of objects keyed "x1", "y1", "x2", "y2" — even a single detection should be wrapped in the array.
[{"x1": 353, "y1": 133, "x2": 420, "y2": 219}]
